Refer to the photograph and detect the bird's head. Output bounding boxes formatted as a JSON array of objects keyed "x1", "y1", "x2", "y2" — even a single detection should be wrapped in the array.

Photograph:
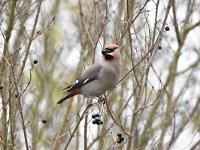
[{"x1": 102, "y1": 44, "x2": 121, "y2": 61}]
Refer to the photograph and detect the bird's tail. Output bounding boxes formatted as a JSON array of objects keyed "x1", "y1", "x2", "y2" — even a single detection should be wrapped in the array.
[{"x1": 57, "y1": 91, "x2": 78, "y2": 104}]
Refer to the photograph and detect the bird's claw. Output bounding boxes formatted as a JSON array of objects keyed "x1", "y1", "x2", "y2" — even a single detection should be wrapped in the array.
[{"x1": 98, "y1": 96, "x2": 106, "y2": 104}]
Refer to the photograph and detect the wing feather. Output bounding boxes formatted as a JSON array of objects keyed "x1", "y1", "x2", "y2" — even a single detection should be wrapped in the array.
[{"x1": 64, "y1": 63, "x2": 102, "y2": 92}]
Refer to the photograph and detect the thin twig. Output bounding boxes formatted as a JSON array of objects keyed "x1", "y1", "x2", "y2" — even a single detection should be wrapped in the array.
[{"x1": 64, "y1": 104, "x2": 92, "y2": 150}]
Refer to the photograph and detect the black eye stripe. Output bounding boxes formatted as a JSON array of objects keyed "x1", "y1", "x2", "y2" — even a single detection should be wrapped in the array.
[{"x1": 106, "y1": 47, "x2": 117, "y2": 52}]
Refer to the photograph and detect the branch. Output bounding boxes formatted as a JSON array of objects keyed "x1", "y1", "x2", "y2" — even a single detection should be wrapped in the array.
[
  {"x1": 17, "y1": 0, "x2": 42, "y2": 83},
  {"x1": 64, "y1": 104, "x2": 92, "y2": 150}
]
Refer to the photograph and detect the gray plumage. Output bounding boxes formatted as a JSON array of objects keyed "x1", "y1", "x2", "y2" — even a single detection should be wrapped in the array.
[{"x1": 57, "y1": 44, "x2": 122, "y2": 104}]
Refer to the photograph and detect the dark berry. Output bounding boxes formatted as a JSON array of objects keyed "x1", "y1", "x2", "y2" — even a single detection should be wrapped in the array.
[
  {"x1": 165, "y1": 26, "x2": 170, "y2": 31},
  {"x1": 96, "y1": 120, "x2": 103, "y2": 125},
  {"x1": 95, "y1": 118, "x2": 101, "y2": 122},
  {"x1": 33, "y1": 59, "x2": 38, "y2": 64},
  {"x1": 37, "y1": 30, "x2": 41, "y2": 35},
  {"x1": 92, "y1": 120, "x2": 97, "y2": 124},
  {"x1": 158, "y1": 46, "x2": 162, "y2": 49},
  {"x1": 0, "y1": 85, "x2": 3, "y2": 90},
  {"x1": 42, "y1": 119, "x2": 47, "y2": 124},
  {"x1": 92, "y1": 113, "x2": 100, "y2": 119},
  {"x1": 96, "y1": 122, "x2": 101, "y2": 125},
  {"x1": 117, "y1": 133, "x2": 122, "y2": 137},
  {"x1": 117, "y1": 136, "x2": 124, "y2": 144},
  {"x1": 95, "y1": 118, "x2": 103, "y2": 125},
  {"x1": 119, "y1": 137, "x2": 124, "y2": 142},
  {"x1": 92, "y1": 118, "x2": 103, "y2": 125},
  {"x1": 117, "y1": 138, "x2": 122, "y2": 144}
]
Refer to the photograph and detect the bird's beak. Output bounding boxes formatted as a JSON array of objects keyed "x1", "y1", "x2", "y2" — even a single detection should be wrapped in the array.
[{"x1": 101, "y1": 48, "x2": 109, "y2": 55}]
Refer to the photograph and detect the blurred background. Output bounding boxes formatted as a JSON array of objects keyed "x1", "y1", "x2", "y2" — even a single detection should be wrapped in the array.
[{"x1": 0, "y1": 0, "x2": 200, "y2": 149}]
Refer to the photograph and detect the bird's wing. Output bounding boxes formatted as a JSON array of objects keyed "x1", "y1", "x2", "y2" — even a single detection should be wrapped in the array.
[{"x1": 64, "y1": 63, "x2": 102, "y2": 92}]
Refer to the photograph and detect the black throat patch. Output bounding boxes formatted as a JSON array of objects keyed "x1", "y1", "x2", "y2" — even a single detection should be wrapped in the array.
[{"x1": 104, "y1": 54, "x2": 114, "y2": 60}]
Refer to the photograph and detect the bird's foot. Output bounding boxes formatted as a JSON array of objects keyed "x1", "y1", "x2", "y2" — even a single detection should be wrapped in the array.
[{"x1": 98, "y1": 96, "x2": 106, "y2": 104}]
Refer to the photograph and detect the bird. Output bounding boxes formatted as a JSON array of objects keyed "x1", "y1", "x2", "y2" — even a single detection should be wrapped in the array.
[{"x1": 57, "y1": 43, "x2": 122, "y2": 104}]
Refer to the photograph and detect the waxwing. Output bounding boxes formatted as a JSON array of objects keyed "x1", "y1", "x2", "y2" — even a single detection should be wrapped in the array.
[{"x1": 57, "y1": 44, "x2": 122, "y2": 104}]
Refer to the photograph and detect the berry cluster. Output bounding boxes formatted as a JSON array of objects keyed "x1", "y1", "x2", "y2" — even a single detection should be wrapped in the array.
[
  {"x1": 92, "y1": 113, "x2": 103, "y2": 125},
  {"x1": 117, "y1": 133, "x2": 124, "y2": 144}
]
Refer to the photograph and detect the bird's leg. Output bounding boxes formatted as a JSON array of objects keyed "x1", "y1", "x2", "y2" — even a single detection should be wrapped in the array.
[
  {"x1": 98, "y1": 94, "x2": 107, "y2": 104},
  {"x1": 98, "y1": 94, "x2": 107, "y2": 117}
]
